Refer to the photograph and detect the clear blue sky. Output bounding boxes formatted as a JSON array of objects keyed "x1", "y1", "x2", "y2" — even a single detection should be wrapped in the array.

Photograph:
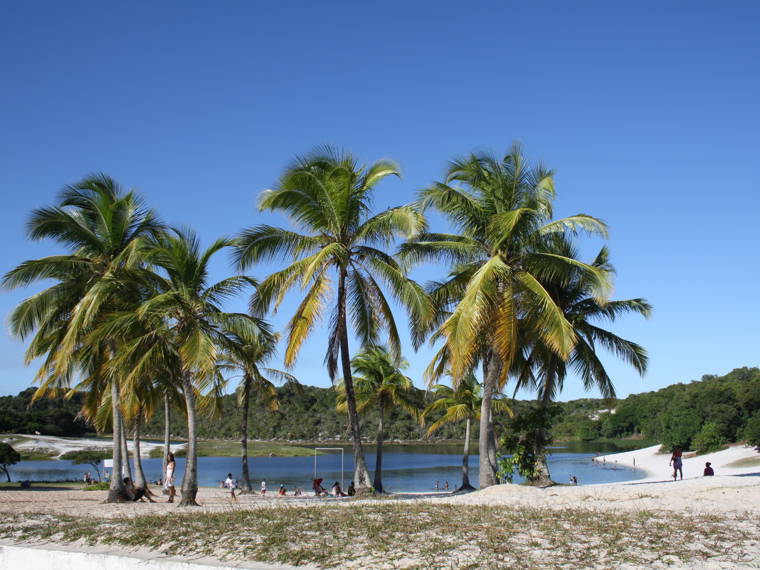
[{"x1": 1, "y1": 2, "x2": 758, "y2": 400}]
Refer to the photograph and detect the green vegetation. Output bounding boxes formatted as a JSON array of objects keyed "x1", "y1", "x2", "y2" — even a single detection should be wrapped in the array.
[
  {"x1": 744, "y1": 413, "x2": 760, "y2": 447},
  {"x1": 19, "y1": 448, "x2": 59, "y2": 460},
  {"x1": 725, "y1": 455, "x2": 760, "y2": 469},
  {"x1": 147, "y1": 440, "x2": 316, "y2": 458},
  {"x1": 0, "y1": 506, "x2": 756, "y2": 568},
  {"x1": 60, "y1": 449, "x2": 110, "y2": 481},
  {"x1": 0, "y1": 388, "x2": 89, "y2": 436},
  {"x1": 0, "y1": 442, "x2": 21, "y2": 482},
  {"x1": 599, "y1": 367, "x2": 760, "y2": 450}
]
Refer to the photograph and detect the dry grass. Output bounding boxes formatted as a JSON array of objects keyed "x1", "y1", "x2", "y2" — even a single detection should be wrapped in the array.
[{"x1": 1, "y1": 503, "x2": 758, "y2": 568}]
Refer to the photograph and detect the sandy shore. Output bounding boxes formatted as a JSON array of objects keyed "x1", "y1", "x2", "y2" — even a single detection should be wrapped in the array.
[
  {"x1": 1, "y1": 433, "x2": 185, "y2": 458},
  {"x1": 2, "y1": 443, "x2": 759, "y2": 569},
  {"x1": 1, "y1": 442, "x2": 758, "y2": 518},
  {"x1": 592, "y1": 441, "x2": 760, "y2": 482}
]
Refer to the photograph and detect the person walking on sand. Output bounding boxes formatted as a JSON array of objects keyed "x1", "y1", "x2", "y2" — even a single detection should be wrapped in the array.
[
  {"x1": 224, "y1": 473, "x2": 238, "y2": 500},
  {"x1": 669, "y1": 447, "x2": 683, "y2": 481},
  {"x1": 165, "y1": 451, "x2": 176, "y2": 502}
]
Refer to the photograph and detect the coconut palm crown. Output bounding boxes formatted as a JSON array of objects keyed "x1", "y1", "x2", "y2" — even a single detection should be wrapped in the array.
[
  {"x1": 2, "y1": 174, "x2": 163, "y2": 502},
  {"x1": 234, "y1": 146, "x2": 431, "y2": 491},
  {"x1": 402, "y1": 143, "x2": 612, "y2": 487}
]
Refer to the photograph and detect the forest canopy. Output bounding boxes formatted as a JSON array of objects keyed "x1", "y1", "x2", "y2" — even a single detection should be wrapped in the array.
[{"x1": 1, "y1": 367, "x2": 758, "y2": 449}]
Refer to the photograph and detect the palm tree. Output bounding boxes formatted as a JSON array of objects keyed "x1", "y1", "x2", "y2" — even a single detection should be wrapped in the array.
[
  {"x1": 2, "y1": 175, "x2": 162, "y2": 502},
  {"x1": 234, "y1": 147, "x2": 430, "y2": 492},
  {"x1": 513, "y1": 243, "x2": 650, "y2": 484},
  {"x1": 402, "y1": 144, "x2": 611, "y2": 487},
  {"x1": 104, "y1": 229, "x2": 264, "y2": 505},
  {"x1": 422, "y1": 374, "x2": 510, "y2": 491},
  {"x1": 336, "y1": 346, "x2": 419, "y2": 493},
  {"x1": 220, "y1": 322, "x2": 297, "y2": 492}
]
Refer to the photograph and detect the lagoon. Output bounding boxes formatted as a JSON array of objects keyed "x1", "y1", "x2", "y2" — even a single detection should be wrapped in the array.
[{"x1": 9, "y1": 442, "x2": 645, "y2": 490}]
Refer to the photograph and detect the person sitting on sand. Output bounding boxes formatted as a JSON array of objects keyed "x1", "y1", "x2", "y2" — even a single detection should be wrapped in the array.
[
  {"x1": 293, "y1": 487, "x2": 302, "y2": 496},
  {"x1": 669, "y1": 447, "x2": 683, "y2": 481},
  {"x1": 278, "y1": 484, "x2": 286, "y2": 496},
  {"x1": 704, "y1": 462, "x2": 714, "y2": 476},
  {"x1": 312, "y1": 478, "x2": 327, "y2": 496},
  {"x1": 347, "y1": 481, "x2": 355, "y2": 496},
  {"x1": 224, "y1": 473, "x2": 238, "y2": 500},
  {"x1": 332, "y1": 481, "x2": 347, "y2": 497},
  {"x1": 123, "y1": 477, "x2": 155, "y2": 502}
]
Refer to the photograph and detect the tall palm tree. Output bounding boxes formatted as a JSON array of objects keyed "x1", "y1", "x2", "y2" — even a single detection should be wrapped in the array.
[
  {"x1": 422, "y1": 374, "x2": 511, "y2": 491},
  {"x1": 220, "y1": 323, "x2": 297, "y2": 492},
  {"x1": 103, "y1": 229, "x2": 264, "y2": 505},
  {"x1": 513, "y1": 243, "x2": 650, "y2": 484},
  {"x1": 336, "y1": 346, "x2": 419, "y2": 493},
  {"x1": 234, "y1": 147, "x2": 430, "y2": 492},
  {"x1": 2, "y1": 175, "x2": 162, "y2": 502},
  {"x1": 402, "y1": 144, "x2": 611, "y2": 487}
]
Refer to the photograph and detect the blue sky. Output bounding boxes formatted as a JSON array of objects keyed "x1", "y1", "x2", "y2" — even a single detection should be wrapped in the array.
[{"x1": 1, "y1": 2, "x2": 758, "y2": 400}]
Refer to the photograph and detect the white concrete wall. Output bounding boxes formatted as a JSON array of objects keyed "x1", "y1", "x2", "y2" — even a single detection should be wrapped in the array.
[{"x1": 0, "y1": 542, "x2": 302, "y2": 570}]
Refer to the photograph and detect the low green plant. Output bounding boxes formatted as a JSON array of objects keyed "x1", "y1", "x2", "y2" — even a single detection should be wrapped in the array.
[
  {"x1": 0, "y1": 442, "x2": 21, "y2": 482},
  {"x1": 744, "y1": 413, "x2": 760, "y2": 447},
  {"x1": 60, "y1": 449, "x2": 110, "y2": 481},
  {"x1": 692, "y1": 422, "x2": 726, "y2": 454},
  {"x1": 83, "y1": 481, "x2": 110, "y2": 490}
]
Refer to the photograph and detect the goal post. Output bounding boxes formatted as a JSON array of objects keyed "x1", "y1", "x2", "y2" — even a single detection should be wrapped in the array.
[{"x1": 313, "y1": 447, "x2": 344, "y2": 492}]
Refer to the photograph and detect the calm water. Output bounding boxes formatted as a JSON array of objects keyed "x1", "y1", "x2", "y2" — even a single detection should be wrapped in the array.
[{"x1": 9, "y1": 442, "x2": 644, "y2": 490}]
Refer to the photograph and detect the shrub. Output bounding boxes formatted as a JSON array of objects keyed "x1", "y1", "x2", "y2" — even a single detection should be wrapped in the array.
[
  {"x1": 692, "y1": 422, "x2": 726, "y2": 454},
  {"x1": 744, "y1": 413, "x2": 760, "y2": 447},
  {"x1": 0, "y1": 442, "x2": 21, "y2": 482}
]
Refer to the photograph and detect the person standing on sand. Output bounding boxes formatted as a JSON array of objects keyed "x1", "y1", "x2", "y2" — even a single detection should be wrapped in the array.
[
  {"x1": 260, "y1": 479, "x2": 267, "y2": 495},
  {"x1": 669, "y1": 447, "x2": 683, "y2": 480},
  {"x1": 165, "y1": 451, "x2": 176, "y2": 502},
  {"x1": 224, "y1": 473, "x2": 238, "y2": 500}
]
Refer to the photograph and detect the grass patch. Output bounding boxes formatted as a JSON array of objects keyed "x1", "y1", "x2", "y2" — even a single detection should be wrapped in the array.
[
  {"x1": 0, "y1": 504, "x2": 756, "y2": 568},
  {"x1": 19, "y1": 447, "x2": 60, "y2": 460},
  {"x1": 0, "y1": 481, "x2": 83, "y2": 489},
  {"x1": 725, "y1": 455, "x2": 760, "y2": 468},
  {"x1": 147, "y1": 440, "x2": 318, "y2": 458}
]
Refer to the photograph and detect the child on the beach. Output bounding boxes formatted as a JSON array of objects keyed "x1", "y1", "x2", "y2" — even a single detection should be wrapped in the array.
[{"x1": 224, "y1": 473, "x2": 237, "y2": 500}]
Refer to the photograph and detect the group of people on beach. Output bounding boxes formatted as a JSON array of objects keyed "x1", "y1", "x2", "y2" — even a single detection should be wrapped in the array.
[{"x1": 669, "y1": 447, "x2": 715, "y2": 480}]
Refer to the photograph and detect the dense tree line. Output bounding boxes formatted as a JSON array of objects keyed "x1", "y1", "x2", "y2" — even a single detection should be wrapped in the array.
[
  {"x1": 0, "y1": 388, "x2": 89, "y2": 437},
  {"x1": 5, "y1": 366, "x2": 758, "y2": 451}
]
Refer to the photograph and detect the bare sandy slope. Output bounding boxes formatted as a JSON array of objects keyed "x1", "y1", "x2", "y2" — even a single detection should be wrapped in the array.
[
  {"x1": 593, "y1": 442, "x2": 760, "y2": 481},
  {"x1": 1, "y1": 433, "x2": 186, "y2": 458}
]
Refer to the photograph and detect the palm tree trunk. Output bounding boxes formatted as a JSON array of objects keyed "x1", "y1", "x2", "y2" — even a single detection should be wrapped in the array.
[
  {"x1": 459, "y1": 417, "x2": 474, "y2": 491},
  {"x1": 479, "y1": 354, "x2": 500, "y2": 488},
  {"x1": 120, "y1": 416, "x2": 132, "y2": 480},
  {"x1": 373, "y1": 403, "x2": 384, "y2": 493},
  {"x1": 530, "y1": 402, "x2": 555, "y2": 487},
  {"x1": 162, "y1": 393, "x2": 171, "y2": 484},
  {"x1": 179, "y1": 373, "x2": 199, "y2": 506},
  {"x1": 132, "y1": 405, "x2": 147, "y2": 491},
  {"x1": 105, "y1": 381, "x2": 129, "y2": 502},
  {"x1": 240, "y1": 374, "x2": 252, "y2": 492},
  {"x1": 337, "y1": 267, "x2": 372, "y2": 491}
]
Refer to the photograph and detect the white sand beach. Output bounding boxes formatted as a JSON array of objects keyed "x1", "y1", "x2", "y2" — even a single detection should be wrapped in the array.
[{"x1": 1, "y1": 433, "x2": 186, "y2": 458}]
